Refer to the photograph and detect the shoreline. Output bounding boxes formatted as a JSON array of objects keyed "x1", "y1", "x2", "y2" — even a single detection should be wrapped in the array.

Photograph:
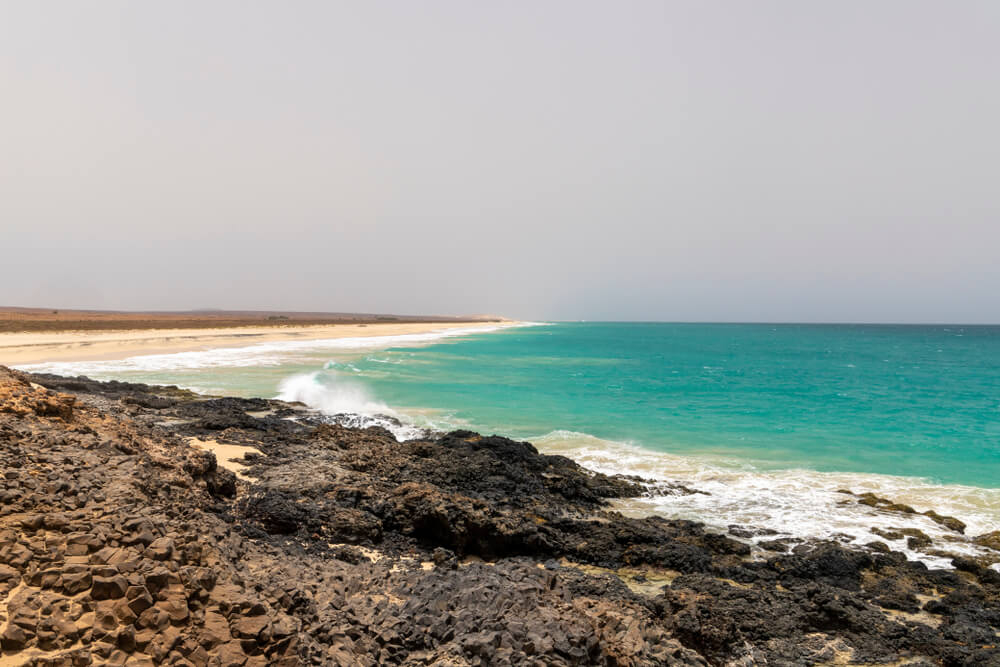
[
  {"x1": 0, "y1": 321, "x2": 519, "y2": 366},
  {"x1": 533, "y1": 432, "x2": 1000, "y2": 570},
  {"x1": 14, "y1": 317, "x2": 998, "y2": 573},
  {"x1": 2, "y1": 366, "x2": 999, "y2": 664}
]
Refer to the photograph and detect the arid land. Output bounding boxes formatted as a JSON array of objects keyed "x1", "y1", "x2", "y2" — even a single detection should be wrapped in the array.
[{"x1": 0, "y1": 308, "x2": 503, "y2": 334}]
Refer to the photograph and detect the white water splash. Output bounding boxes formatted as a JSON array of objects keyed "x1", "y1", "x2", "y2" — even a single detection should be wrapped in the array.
[
  {"x1": 532, "y1": 430, "x2": 1000, "y2": 570},
  {"x1": 277, "y1": 371, "x2": 428, "y2": 441}
]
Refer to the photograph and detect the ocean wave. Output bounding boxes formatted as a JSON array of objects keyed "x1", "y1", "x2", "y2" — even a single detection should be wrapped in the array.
[
  {"x1": 253, "y1": 363, "x2": 1000, "y2": 573},
  {"x1": 276, "y1": 371, "x2": 429, "y2": 441},
  {"x1": 531, "y1": 430, "x2": 1000, "y2": 570}
]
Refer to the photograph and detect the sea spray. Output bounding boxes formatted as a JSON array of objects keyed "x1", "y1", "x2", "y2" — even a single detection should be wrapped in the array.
[{"x1": 276, "y1": 371, "x2": 428, "y2": 441}]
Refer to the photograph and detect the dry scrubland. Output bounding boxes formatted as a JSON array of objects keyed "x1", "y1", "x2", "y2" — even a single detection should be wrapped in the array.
[{"x1": 0, "y1": 308, "x2": 500, "y2": 334}]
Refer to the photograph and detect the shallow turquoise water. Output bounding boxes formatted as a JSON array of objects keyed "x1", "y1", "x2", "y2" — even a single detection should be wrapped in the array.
[
  {"x1": 324, "y1": 323, "x2": 1000, "y2": 487},
  {"x1": 22, "y1": 322, "x2": 1000, "y2": 487},
  {"x1": 22, "y1": 322, "x2": 1000, "y2": 564}
]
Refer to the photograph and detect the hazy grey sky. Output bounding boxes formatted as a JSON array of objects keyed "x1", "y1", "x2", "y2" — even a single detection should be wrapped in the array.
[{"x1": 2, "y1": 1, "x2": 998, "y2": 322}]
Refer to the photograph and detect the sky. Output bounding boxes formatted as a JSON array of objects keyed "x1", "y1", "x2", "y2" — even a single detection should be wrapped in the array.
[{"x1": 2, "y1": 1, "x2": 998, "y2": 323}]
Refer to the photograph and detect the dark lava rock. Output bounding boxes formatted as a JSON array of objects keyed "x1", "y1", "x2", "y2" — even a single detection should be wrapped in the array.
[{"x1": 1, "y1": 365, "x2": 998, "y2": 666}]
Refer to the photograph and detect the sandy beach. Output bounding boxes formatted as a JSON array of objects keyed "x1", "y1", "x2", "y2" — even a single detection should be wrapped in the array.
[{"x1": 0, "y1": 321, "x2": 512, "y2": 366}]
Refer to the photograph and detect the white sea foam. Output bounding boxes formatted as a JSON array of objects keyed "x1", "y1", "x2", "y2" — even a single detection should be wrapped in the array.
[
  {"x1": 15, "y1": 323, "x2": 537, "y2": 377},
  {"x1": 530, "y1": 430, "x2": 1000, "y2": 570},
  {"x1": 276, "y1": 371, "x2": 429, "y2": 441}
]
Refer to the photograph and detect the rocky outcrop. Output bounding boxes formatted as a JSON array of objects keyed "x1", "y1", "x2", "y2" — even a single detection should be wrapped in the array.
[
  {"x1": 840, "y1": 489, "x2": 969, "y2": 534},
  {"x1": 0, "y1": 366, "x2": 998, "y2": 665}
]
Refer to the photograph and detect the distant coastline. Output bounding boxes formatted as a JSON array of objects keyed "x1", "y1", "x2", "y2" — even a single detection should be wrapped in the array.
[
  {"x1": 0, "y1": 306, "x2": 505, "y2": 333},
  {"x1": 0, "y1": 307, "x2": 514, "y2": 366}
]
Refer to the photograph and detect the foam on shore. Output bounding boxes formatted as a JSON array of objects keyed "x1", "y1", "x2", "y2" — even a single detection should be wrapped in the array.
[
  {"x1": 531, "y1": 430, "x2": 1000, "y2": 570},
  {"x1": 15, "y1": 323, "x2": 528, "y2": 376},
  {"x1": 266, "y1": 367, "x2": 1000, "y2": 571}
]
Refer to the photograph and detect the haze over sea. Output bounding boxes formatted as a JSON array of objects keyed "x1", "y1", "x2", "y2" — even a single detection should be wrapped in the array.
[{"x1": 21, "y1": 322, "x2": 1000, "y2": 569}]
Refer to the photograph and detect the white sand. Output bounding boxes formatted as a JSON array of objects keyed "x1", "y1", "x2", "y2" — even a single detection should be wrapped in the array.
[
  {"x1": 188, "y1": 437, "x2": 264, "y2": 481},
  {"x1": 0, "y1": 321, "x2": 510, "y2": 366}
]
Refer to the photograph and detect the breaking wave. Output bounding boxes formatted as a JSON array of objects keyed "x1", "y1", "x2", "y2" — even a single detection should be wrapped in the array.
[
  {"x1": 277, "y1": 371, "x2": 429, "y2": 441},
  {"x1": 531, "y1": 430, "x2": 1000, "y2": 571}
]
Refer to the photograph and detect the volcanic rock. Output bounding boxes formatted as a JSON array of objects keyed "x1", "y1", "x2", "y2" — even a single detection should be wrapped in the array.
[{"x1": 0, "y1": 365, "x2": 997, "y2": 666}]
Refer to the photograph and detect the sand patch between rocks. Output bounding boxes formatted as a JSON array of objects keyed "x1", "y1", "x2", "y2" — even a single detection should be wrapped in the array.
[{"x1": 188, "y1": 437, "x2": 263, "y2": 481}]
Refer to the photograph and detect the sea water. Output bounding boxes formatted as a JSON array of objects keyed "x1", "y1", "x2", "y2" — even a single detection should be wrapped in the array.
[{"x1": 20, "y1": 322, "x2": 1000, "y2": 568}]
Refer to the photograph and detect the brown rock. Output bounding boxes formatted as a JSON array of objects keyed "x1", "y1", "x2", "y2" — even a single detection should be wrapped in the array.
[
  {"x1": 199, "y1": 610, "x2": 231, "y2": 648},
  {"x1": 74, "y1": 611, "x2": 95, "y2": 633},
  {"x1": 230, "y1": 615, "x2": 270, "y2": 640},
  {"x1": 117, "y1": 624, "x2": 136, "y2": 653},
  {"x1": 61, "y1": 568, "x2": 93, "y2": 595},
  {"x1": 19, "y1": 514, "x2": 45, "y2": 531},
  {"x1": 155, "y1": 596, "x2": 190, "y2": 623},
  {"x1": 11, "y1": 606, "x2": 39, "y2": 631},
  {"x1": 871, "y1": 527, "x2": 904, "y2": 541},
  {"x1": 185, "y1": 566, "x2": 217, "y2": 592},
  {"x1": 188, "y1": 645, "x2": 210, "y2": 667},
  {"x1": 974, "y1": 531, "x2": 1000, "y2": 551},
  {"x1": 67, "y1": 532, "x2": 104, "y2": 553},
  {"x1": 134, "y1": 627, "x2": 158, "y2": 650},
  {"x1": 0, "y1": 563, "x2": 20, "y2": 583},
  {"x1": 65, "y1": 542, "x2": 89, "y2": 557},
  {"x1": 207, "y1": 582, "x2": 245, "y2": 610},
  {"x1": 136, "y1": 606, "x2": 170, "y2": 631},
  {"x1": 148, "y1": 625, "x2": 181, "y2": 662},
  {"x1": 126, "y1": 585, "x2": 155, "y2": 615},
  {"x1": 270, "y1": 615, "x2": 296, "y2": 639},
  {"x1": 112, "y1": 597, "x2": 138, "y2": 625},
  {"x1": 897, "y1": 528, "x2": 932, "y2": 550},
  {"x1": 214, "y1": 640, "x2": 248, "y2": 667},
  {"x1": 146, "y1": 537, "x2": 176, "y2": 561},
  {"x1": 34, "y1": 566, "x2": 62, "y2": 589},
  {"x1": 92, "y1": 639, "x2": 115, "y2": 658},
  {"x1": 144, "y1": 568, "x2": 175, "y2": 594},
  {"x1": 856, "y1": 492, "x2": 916, "y2": 514},
  {"x1": 4, "y1": 543, "x2": 33, "y2": 569},
  {"x1": 122, "y1": 518, "x2": 157, "y2": 547},
  {"x1": 923, "y1": 510, "x2": 966, "y2": 534},
  {"x1": 108, "y1": 648, "x2": 129, "y2": 664},
  {"x1": 92, "y1": 574, "x2": 129, "y2": 600},
  {"x1": 93, "y1": 603, "x2": 119, "y2": 636},
  {"x1": 1, "y1": 622, "x2": 31, "y2": 650},
  {"x1": 45, "y1": 610, "x2": 80, "y2": 644},
  {"x1": 91, "y1": 545, "x2": 121, "y2": 564}
]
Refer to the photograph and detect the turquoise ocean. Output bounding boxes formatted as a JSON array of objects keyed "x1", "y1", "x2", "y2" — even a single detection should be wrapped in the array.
[{"x1": 20, "y1": 322, "x2": 1000, "y2": 569}]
